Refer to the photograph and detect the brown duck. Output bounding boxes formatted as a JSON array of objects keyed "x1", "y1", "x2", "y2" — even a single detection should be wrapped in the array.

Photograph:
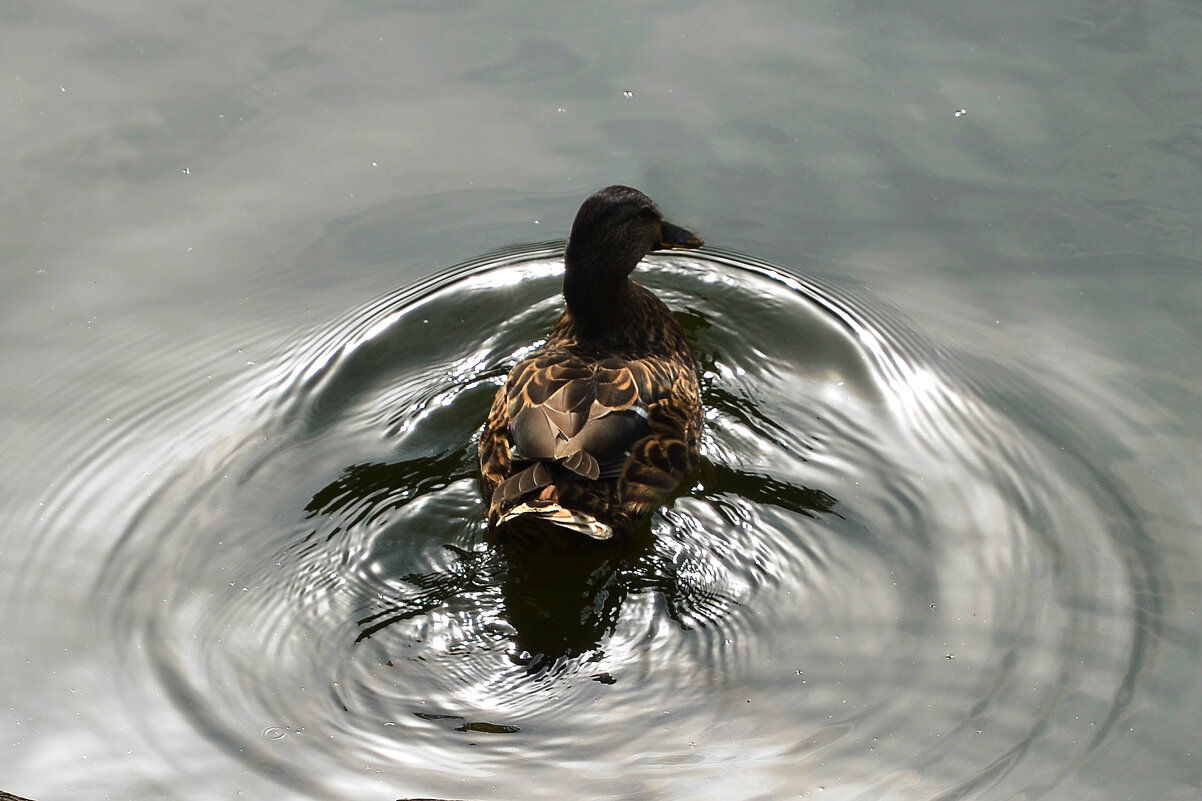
[{"x1": 479, "y1": 186, "x2": 704, "y2": 546}]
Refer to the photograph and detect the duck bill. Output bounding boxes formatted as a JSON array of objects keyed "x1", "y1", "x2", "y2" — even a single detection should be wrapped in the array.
[{"x1": 657, "y1": 220, "x2": 704, "y2": 250}]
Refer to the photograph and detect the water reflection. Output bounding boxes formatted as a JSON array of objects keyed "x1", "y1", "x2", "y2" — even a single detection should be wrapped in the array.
[{"x1": 306, "y1": 447, "x2": 837, "y2": 672}]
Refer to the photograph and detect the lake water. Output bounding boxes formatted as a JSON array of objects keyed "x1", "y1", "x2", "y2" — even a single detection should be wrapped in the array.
[{"x1": 2, "y1": 1, "x2": 1201, "y2": 800}]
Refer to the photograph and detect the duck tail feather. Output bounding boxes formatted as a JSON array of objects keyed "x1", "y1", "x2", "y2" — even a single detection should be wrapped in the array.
[{"x1": 499, "y1": 502, "x2": 613, "y2": 541}]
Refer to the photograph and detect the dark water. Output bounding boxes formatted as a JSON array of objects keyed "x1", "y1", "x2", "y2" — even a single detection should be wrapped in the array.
[{"x1": 3, "y1": 1, "x2": 1202, "y2": 800}]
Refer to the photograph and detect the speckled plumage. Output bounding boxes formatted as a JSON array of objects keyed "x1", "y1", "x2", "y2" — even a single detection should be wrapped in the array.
[{"x1": 479, "y1": 186, "x2": 704, "y2": 546}]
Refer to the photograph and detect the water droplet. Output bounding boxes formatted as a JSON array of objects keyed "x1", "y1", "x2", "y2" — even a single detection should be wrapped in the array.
[
  {"x1": 262, "y1": 726, "x2": 287, "y2": 740},
  {"x1": 622, "y1": 90, "x2": 634, "y2": 98}
]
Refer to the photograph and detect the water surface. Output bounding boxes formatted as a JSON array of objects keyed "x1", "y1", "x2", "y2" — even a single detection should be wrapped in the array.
[{"x1": 2, "y1": 1, "x2": 1201, "y2": 800}]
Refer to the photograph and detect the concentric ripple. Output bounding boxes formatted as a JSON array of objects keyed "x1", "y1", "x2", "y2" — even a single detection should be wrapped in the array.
[{"x1": 91, "y1": 244, "x2": 1156, "y2": 800}]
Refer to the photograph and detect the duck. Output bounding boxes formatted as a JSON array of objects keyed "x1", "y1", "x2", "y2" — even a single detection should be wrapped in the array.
[{"x1": 479, "y1": 185, "x2": 704, "y2": 547}]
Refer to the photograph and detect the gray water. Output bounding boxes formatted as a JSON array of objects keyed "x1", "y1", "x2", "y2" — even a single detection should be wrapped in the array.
[{"x1": 3, "y1": 2, "x2": 1201, "y2": 800}]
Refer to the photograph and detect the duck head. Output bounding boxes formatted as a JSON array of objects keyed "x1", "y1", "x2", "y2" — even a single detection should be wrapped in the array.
[{"x1": 562, "y1": 186, "x2": 702, "y2": 318}]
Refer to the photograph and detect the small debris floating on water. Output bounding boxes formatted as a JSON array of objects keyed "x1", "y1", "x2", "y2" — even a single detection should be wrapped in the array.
[{"x1": 413, "y1": 711, "x2": 520, "y2": 734}]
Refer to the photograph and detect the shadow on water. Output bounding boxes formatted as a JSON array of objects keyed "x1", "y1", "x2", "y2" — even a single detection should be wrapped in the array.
[{"x1": 303, "y1": 443, "x2": 837, "y2": 675}]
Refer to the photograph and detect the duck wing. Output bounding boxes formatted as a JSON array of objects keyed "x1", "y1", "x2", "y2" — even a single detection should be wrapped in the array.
[
  {"x1": 617, "y1": 359, "x2": 702, "y2": 523},
  {"x1": 485, "y1": 353, "x2": 645, "y2": 502},
  {"x1": 479, "y1": 380, "x2": 518, "y2": 501},
  {"x1": 481, "y1": 348, "x2": 700, "y2": 531},
  {"x1": 513, "y1": 355, "x2": 651, "y2": 473}
]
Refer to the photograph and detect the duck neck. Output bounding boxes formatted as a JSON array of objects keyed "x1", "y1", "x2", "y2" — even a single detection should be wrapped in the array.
[{"x1": 562, "y1": 266, "x2": 636, "y2": 341}]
